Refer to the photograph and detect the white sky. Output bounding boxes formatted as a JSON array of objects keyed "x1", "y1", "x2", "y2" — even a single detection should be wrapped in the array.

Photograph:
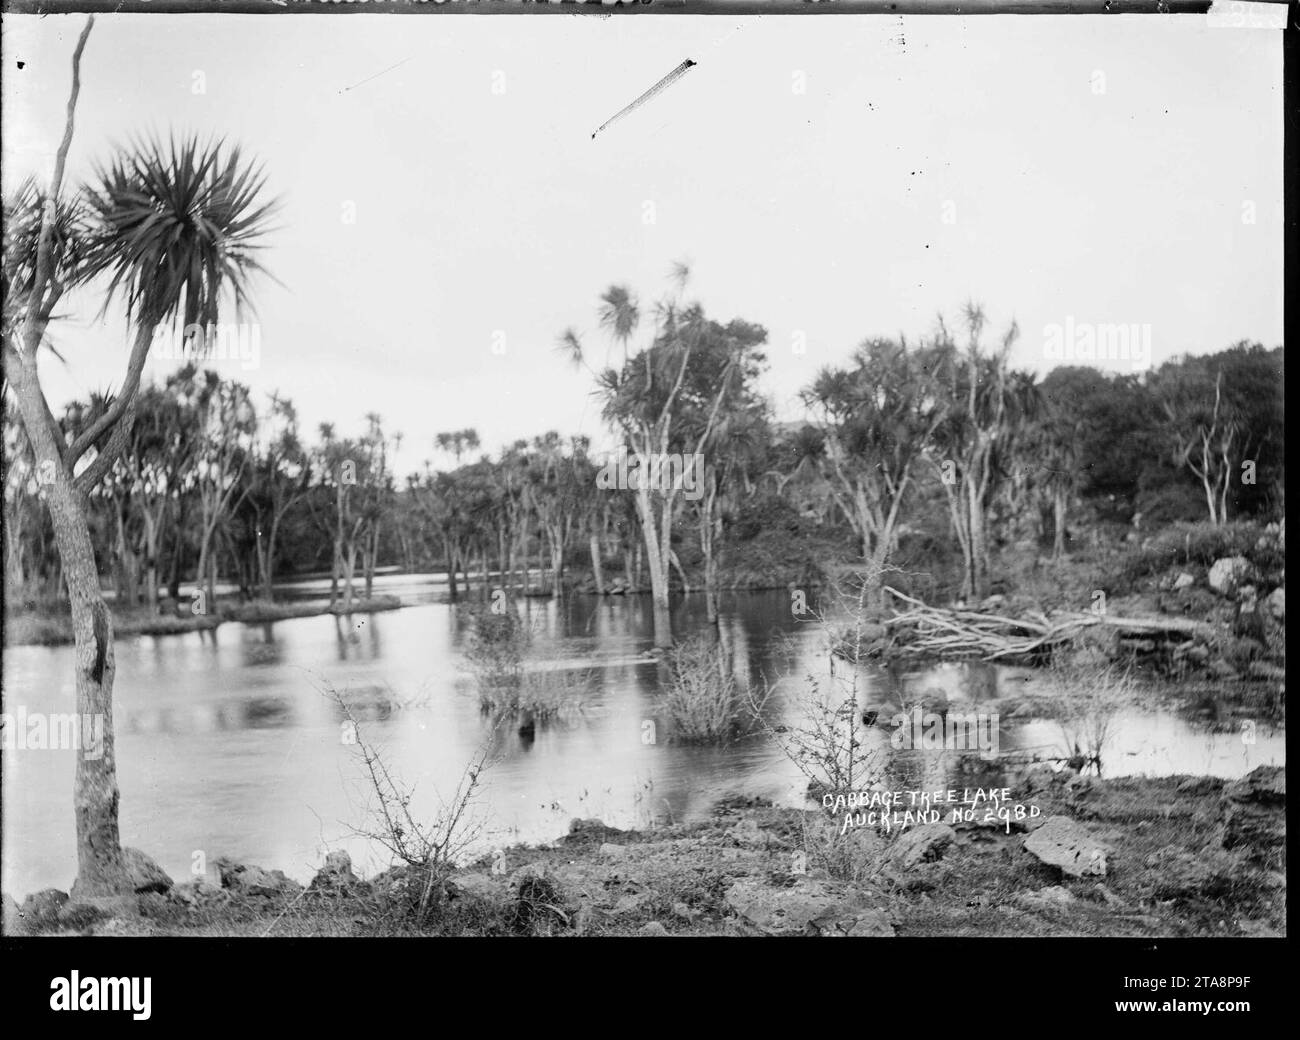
[{"x1": 1, "y1": 12, "x2": 1284, "y2": 476}]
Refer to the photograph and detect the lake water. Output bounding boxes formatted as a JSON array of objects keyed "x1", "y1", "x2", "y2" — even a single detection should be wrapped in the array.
[{"x1": 1, "y1": 583, "x2": 1284, "y2": 895}]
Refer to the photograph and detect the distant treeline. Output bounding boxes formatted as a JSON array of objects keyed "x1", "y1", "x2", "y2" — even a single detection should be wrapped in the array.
[{"x1": 2, "y1": 306, "x2": 1283, "y2": 622}]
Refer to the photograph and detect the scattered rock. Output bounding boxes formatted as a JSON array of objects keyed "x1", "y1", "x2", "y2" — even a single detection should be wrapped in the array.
[
  {"x1": 215, "y1": 858, "x2": 303, "y2": 899},
  {"x1": 598, "y1": 843, "x2": 628, "y2": 860},
  {"x1": 1024, "y1": 816, "x2": 1114, "y2": 878},
  {"x1": 323, "y1": 850, "x2": 354, "y2": 877},
  {"x1": 1208, "y1": 557, "x2": 1250, "y2": 596},
  {"x1": 170, "y1": 877, "x2": 226, "y2": 908},
  {"x1": 123, "y1": 847, "x2": 173, "y2": 894},
  {"x1": 309, "y1": 850, "x2": 367, "y2": 895},
  {"x1": 1220, "y1": 765, "x2": 1285, "y2": 863},
  {"x1": 725, "y1": 876, "x2": 892, "y2": 937},
  {"x1": 445, "y1": 872, "x2": 506, "y2": 917},
  {"x1": 885, "y1": 823, "x2": 956, "y2": 870}
]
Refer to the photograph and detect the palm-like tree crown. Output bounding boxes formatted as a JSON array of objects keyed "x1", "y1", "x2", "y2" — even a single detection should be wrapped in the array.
[{"x1": 84, "y1": 135, "x2": 278, "y2": 331}]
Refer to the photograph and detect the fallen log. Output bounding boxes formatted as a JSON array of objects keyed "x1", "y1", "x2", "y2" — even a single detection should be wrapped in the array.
[{"x1": 879, "y1": 587, "x2": 1217, "y2": 662}]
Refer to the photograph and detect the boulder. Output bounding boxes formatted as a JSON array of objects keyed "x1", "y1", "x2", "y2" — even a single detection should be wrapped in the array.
[
  {"x1": 445, "y1": 872, "x2": 506, "y2": 916},
  {"x1": 1208, "y1": 557, "x2": 1250, "y2": 596},
  {"x1": 885, "y1": 822, "x2": 956, "y2": 871},
  {"x1": 170, "y1": 877, "x2": 225, "y2": 908},
  {"x1": 215, "y1": 857, "x2": 303, "y2": 899},
  {"x1": 309, "y1": 849, "x2": 365, "y2": 894},
  {"x1": 322, "y1": 850, "x2": 355, "y2": 878},
  {"x1": 1023, "y1": 816, "x2": 1113, "y2": 878},
  {"x1": 598, "y1": 843, "x2": 628, "y2": 861},
  {"x1": 1172, "y1": 572, "x2": 1195, "y2": 591},
  {"x1": 1265, "y1": 587, "x2": 1284, "y2": 621},
  {"x1": 638, "y1": 920, "x2": 669, "y2": 936},
  {"x1": 1220, "y1": 766, "x2": 1285, "y2": 863},
  {"x1": 123, "y1": 847, "x2": 173, "y2": 894}
]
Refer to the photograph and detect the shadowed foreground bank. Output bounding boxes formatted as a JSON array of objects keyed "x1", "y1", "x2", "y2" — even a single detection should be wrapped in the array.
[{"x1": 4, "y1": 765, "x2": 1284, "y2": 939}]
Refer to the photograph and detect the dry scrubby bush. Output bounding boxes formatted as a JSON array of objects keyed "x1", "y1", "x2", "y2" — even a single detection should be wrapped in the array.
[
  {"x1": 463, "y1": 602, "x2": 530, "y2": 691},
  {"x1": 461, "y1": 601, "x2": 593, "y2": 718},
  {"x1": 1023, "y1": 658, "x2": 1134, "y2": 774},
  {"x1": 661, "y1": 634, "x2": 755, "y2": 744},
  {"x1": 326, "y1": 683, "x2": 494, "y2": 927}
]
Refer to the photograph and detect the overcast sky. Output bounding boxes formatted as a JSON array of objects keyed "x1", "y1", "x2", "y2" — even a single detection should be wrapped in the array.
[{"x1": 1, "y1": 12, "x2": 1283, "y2": 476}]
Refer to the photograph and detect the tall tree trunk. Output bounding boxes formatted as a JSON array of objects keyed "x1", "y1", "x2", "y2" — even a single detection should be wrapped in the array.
[
  {"x1": 142, "y1": 508, "x2": 159, "y2": 612},
  {"x1": 633, "y1": 489, "x2": 672, "y2": 648},
  {"x1": 1052, "y1": 487, "x2": 1067, "y2": 559},
  {"x1": 8, "y1": 361, "x2": 132, "y2": 901},
  {"x1": 589, "y1": 533, "x2": 605, "y2": 595},
  {"x1": 446, "y1": 539, "x2": 459, "y2": 602},
  {"x1": 263, "y1": 512, "x2": 283, "y2": 601},
  {"x1": 551, "y1": 537, "x2": 564, "y2": 598}
]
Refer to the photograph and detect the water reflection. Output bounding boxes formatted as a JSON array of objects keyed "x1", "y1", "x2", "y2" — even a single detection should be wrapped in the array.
[{"x1": 1, "y1": 586, "x2": 1284, "y2": 895}]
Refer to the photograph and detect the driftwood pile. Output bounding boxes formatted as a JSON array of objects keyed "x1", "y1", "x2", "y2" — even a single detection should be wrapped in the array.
[{"x1": 880, "y1": 587, "x2": 1214, "y2": 662}]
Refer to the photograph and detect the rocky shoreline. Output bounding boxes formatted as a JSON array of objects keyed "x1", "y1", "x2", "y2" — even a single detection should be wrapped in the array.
[{"x1": 4, "y1": 765, "x2": 1284, "y2": 938}]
